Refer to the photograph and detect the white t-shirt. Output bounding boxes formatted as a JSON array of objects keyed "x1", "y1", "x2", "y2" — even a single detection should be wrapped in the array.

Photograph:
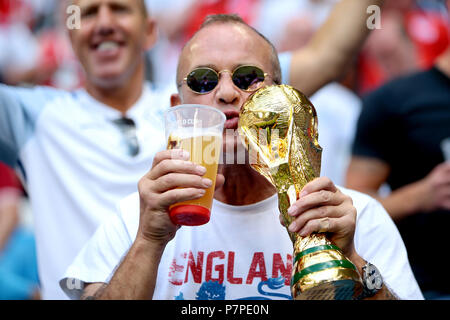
[
  {"x1": 61, "y1": 187, "x2": 423, "y2": 300},
  {"x1": 309, "y1": 83, "x2": 361, "y2": 185},
  {"x1": 0, "y1": 83, "x2": 171, "y2": 299}
]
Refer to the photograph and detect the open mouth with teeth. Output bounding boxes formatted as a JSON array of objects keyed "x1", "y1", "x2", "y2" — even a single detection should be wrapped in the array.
[{"x1": 91, "y1": 40, "x2": 125, "y2": 55}]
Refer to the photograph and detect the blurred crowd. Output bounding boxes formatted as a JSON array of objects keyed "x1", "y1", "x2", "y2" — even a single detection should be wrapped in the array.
[
  {"x1": 1, "y1": 0, "x2": 447, "y2": 91},
  {"x1": 0, "y1": 0, "x2": 449, "y2": 300}
]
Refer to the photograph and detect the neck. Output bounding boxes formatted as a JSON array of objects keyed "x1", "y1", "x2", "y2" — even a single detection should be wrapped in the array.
[
  {"x1": 435, "y1": 48, "x2": 450, "y2": 77},
  {"x1": 214, "y1": 164, "x2": 277, "y2": 205},
  {"x1": 84, "y1": 63, "x2": 145, "y2": 115}
]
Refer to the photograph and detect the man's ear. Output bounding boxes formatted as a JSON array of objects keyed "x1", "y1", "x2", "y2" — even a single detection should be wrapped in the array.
[
  {"x1": 170, "y1": 93, "x2": 182, "y2": 107},
  {"x1": 144, "y1": 18, "x2": 158, "y2": 50}
]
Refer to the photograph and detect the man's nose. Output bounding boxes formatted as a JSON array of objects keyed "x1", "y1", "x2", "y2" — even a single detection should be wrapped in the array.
[
  {"x1": 95, "y1": 5, "x2": 116, "y2": 35},
  {"x1": 215, "y1": 73, "x2": 240, "y2": 106}
]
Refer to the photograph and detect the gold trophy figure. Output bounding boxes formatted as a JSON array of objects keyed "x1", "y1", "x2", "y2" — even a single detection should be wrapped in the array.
[{"x1": 238, "y1": 85, "x2": 363, "y2": 299}]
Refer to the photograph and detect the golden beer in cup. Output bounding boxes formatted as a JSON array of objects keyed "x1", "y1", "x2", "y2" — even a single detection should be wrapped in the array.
[{"x1": 165, "y1": 105, "x2": 225, "y2": 226}]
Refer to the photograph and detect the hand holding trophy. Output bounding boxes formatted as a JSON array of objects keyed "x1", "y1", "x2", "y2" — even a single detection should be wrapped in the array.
[{"x1": 238, "y1": 85, "x2": 363, "y2": 299}]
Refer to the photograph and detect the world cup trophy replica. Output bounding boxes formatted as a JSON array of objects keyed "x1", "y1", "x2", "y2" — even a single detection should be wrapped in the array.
[{"x1": 238, "y1": 85, "x2": 363, "y2": 299}]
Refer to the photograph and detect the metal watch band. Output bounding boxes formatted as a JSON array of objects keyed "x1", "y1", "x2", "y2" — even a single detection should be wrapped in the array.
[{"x1": 359, "y1": 261, "x2": 383, "y2": 299}]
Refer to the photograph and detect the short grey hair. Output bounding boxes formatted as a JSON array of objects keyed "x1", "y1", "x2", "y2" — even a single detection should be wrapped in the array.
[{"x1": 176, "y1": 14, "x2": 282, "y2": 87}]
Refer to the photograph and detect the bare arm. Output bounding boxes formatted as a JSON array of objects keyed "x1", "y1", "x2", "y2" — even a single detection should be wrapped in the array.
[
  {"x1": 82, "y1": 237, "x2": 167, "y2": 300},
  {"x1": 346, "y1": 156, "x2": 450, "y2": 222},
  {"x1": 345, "y1": 156, "x2": 389, "y2": 197},
  {"x1": 0, "y1": 194, "x2": 20, "y2": 251},
  {"x1": 154, "y1": 0, "x2": 199, "y2": 41},
  {"x1": 289, "y1": 0, "x2": 384, "y2": 96},
  {"x1": 81, "y1": 283, "x2": 107, "y2": 300}
]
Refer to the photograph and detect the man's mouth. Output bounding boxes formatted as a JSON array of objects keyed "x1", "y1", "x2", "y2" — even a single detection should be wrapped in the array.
[
  {"x1": 223, "y1": 110, "x2": 240, "y2": 129},
  {"x1": 97, "y1": 41, "x2": 120, "y2": 52},
  {"x1": 91, "y1": 40, "x2": 125, "y2": 56}
]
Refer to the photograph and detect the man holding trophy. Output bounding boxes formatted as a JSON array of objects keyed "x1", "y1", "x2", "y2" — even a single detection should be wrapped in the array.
[{"x1": 60, "y1": 10, "x2": 423, "y2": 300}]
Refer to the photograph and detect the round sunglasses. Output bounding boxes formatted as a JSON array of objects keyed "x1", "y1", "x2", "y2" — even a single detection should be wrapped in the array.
[{"x1": 180, "y1": 65, "x2": 270, "y2": 94}]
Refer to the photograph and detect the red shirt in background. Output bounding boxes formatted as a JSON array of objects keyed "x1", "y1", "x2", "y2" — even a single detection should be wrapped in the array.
[
  {"x1": 358, "y1": 7, "x2": 449, "y2": 95},
  {"x1": 0, "y1": 162, "x2": 21, "y2": 192},
  {"x1": 405, "y1": 10, "x2": 449, "y2": 69},
  {"x1": 182, "y1": 0, "x2": 260, "y2": 44}
]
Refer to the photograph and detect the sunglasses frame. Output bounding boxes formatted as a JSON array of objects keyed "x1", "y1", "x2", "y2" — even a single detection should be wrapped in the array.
[{"x1": 181, "y1": 65, "x2": 270, "y2": 95}]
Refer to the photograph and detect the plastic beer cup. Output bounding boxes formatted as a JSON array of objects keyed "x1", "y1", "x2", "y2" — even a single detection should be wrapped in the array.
[{"x1": 164, "y1": 104, "x2": 226, "y2": 226}]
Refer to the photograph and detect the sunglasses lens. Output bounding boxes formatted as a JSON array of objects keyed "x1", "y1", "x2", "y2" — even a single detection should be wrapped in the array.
[
  {"x1": 186, "y1": 68, "x2": 219, "y2": 93},
  {"x1": 232, "y1": 66, "x2": 265, "y2": 91}
]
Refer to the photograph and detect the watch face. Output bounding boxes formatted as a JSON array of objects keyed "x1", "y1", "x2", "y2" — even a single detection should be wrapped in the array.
[{"x1": 365, "y1": 264, "x2": 383, "y2": 290}]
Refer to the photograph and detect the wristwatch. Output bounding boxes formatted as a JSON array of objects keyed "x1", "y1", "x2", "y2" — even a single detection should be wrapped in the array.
[{"x1": 359, "y1": 261, "x2": 383, "y2": 299}]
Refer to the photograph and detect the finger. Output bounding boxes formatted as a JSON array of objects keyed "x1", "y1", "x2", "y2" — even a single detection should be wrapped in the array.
[
  {"x1": 442, "y1": 200, "x2": 450, "y2": 211},
  {"x1": 288, "y1": 190, "x2": 346, "y2": 217},
  {"x1": 295, "y1": 217, "x2": 335, "y2": 237},
  {"x1": 297, "y1": 213, "x2": 355, "y2": 238},
  {"x1": 153, "y1": 173, "x2": 213, "y2": 193},
  {"x1": 288, "y1": 204, "x2": 345, "y2": 233},
  {"x1": 215, "y1": 174, "x2": 225, "y2": 191},
  {"x1": 439, "y1": 189, "x2": 450, "y2": 198},
  {"x1": 435, "y1": 162, "x2": 450, "y2": 172},
  {"x1": 299, "y1": 177, "x2": 337, "y2": 198},
  {"x1": 438, "y1": 175, "x2": 450, "y2": 185},
  {"x1": 159, "y1": 187, "x2": 207, "y2": 208},
  {"x1": 149, "y1": 159, "x2": 206, "y2": 180},
  {"x1": 151, "y1": 149, "x2": 190, "y2": 169},
  {"x1": 279, "y1": 214, "x2": 287, "y2": 227},
  {"x1": 432, "y1": 169, "x2": 450, "y2": 185}
]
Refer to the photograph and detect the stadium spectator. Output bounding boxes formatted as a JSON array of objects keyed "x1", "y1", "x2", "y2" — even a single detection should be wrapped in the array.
[{"x1": 346, "y1": 46, "x2": 450, "y2": 299}]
